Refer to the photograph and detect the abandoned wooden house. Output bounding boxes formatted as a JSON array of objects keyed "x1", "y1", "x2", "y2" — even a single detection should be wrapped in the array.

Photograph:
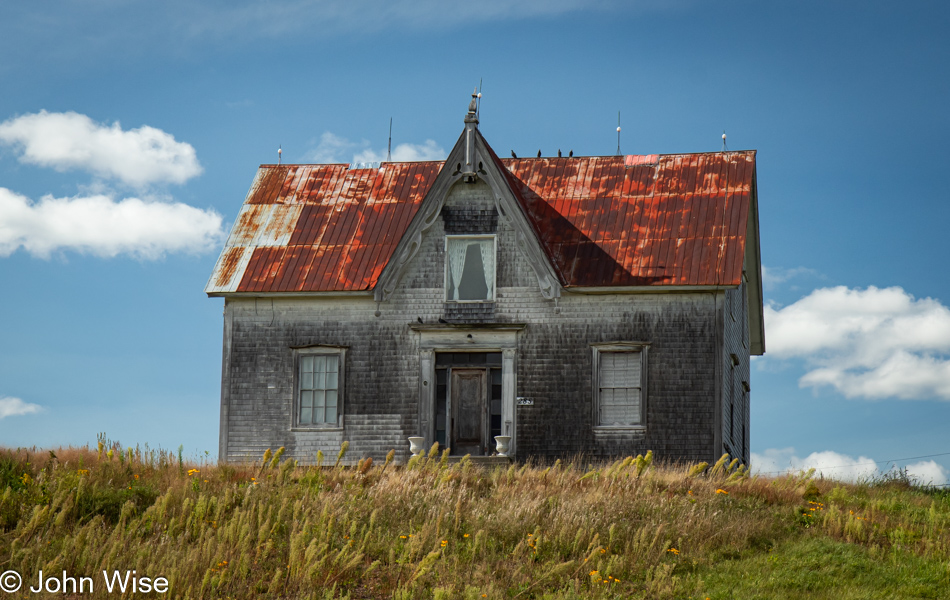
[{"x1": 206, "y1": 94, "x2": 764, "y2": 465}]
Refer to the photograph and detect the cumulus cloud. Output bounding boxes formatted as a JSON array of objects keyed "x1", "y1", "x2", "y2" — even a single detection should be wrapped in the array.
[
  {"x1": 0, "y1": 397, "x2": 43, "y2": 420},
  {"x1": 761, "y1": 265, "x2": 818, "y2": 291},
  {"x1": 354, "y1": 140, "x2": 445, "y2": 163},
  {"x1": 0, "y1": 111, "x2": 202, "y2": 187},
  {"x1": 764, "y1": 286, "x2": 950, "y2": 400},
  {"x1": 0, "y1": 188, "x2": 224, "y2": 259},
  {"x1": 751, "y1": 447, "x2": 949, "y2": 486},
  {"x1": 904, "y1": 460, "x2": 950, "y2": 486},
  {"x1": 752, "y1": 447, "x2": 878, "y2": 481},
  {"x1": 304, "y1": 132, "x2": 446, "y2": 164}
]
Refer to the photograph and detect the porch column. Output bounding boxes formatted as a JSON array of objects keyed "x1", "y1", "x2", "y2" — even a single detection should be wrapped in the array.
[
  {"x1": 502, "y1": 348, "x2": 517, "y2": 457},
  {"x1": 419, "y1": 349, "x2": 434, "y2": 449}
]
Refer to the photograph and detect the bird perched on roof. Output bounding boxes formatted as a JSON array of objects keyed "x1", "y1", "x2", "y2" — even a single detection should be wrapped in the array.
[
  {"x1": 537, "y1": 150, "x2": 541, "y2": 158},
  {"x1": 558, "y1": 149, "x2": 562, "y2": 157},
  {"x1": 511, "y1": 150, "x2": 517, "y2": 158},
  {"x1": 569, "y1": 150, "x2": 573, "y2": 157}
]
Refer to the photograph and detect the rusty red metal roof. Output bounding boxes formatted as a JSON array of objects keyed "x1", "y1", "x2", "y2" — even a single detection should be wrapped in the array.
[
  {"x1": 207, "y1": 162, "x2": 441, "y2": 293},
  {"x1": 502, "y1": 151, "x2": 755, "y2": 287},
  {"x1": 206, "y1": 150, "x2": 755, "y2": 295}
]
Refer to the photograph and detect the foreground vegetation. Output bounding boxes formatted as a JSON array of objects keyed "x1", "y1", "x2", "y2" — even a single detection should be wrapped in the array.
[{"x1": 2, "y1": 440, "x2": 949, "y2": 599}]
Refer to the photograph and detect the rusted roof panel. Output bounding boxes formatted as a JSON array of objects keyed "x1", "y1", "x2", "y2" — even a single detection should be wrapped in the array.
[
  {"x1": 503, "y1": 151, "x2": 755, "y2": 287},
  {"x1": 206, "y1": 163, "x2": 440, "y2": 294},
  {"x1": 206, "y1": 149, "x2": 756, "y2": 295}
]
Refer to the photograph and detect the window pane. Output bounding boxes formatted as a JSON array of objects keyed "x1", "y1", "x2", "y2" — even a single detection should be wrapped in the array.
[
  {"x1": 601, "y1": 352, "x2": 640, "y2": 388},
  {"x1": 326, "y1": 368, "x2": 338, "y2": 390},
  {"x1": 326, "y1": 390, "x2": 337, "y2": 409},
  {"x1": 325, "y1": 405, "x2": 337, "y2": 423},
  {"x1": 600, "y1": 387, "x2": 640, "y2": 426},
  {"x1": 314, "y1": 369, "x2": 326, "y2": 390},
  {"x1": 598, "y1": 351, "x2": 642, "y2": 426},
  {"x1": 314, "y1": 390, "x2": 325, "y2": 408},
  {"x1": 301, "y1": 390, "x2": 313, "y2": 409},
  {"x1": 446, "y1": 238, "x2": 494, "y2": 301},
  {"x1": 301, "y1": 406, "x2": 312, "y2": 424},
  {"x1": 302, "y1": 356, "x2": 314, "y2": 373},
  {"x1": 302, "y1": 370, "x2": 313, "y2": 390}
]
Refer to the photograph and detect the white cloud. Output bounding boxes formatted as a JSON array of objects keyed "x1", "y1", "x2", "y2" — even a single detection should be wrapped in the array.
[
  {"x1": 761, "y1": 265, "x2": 818, "y2": 291},
  {"x1": 304, "y1": 132, "x2": 359, "y2": 164},
  {"x1": 0, "y1": 397, "x2": 43, "y2": 419},
  {"x1": 905, "y1": 460, "x2": 950, "y2": 486},
  {"x1": 0, "y1": 187, "x2": 224, "y2": 259},
  {"x1": 751, "y1": 447, "x2": 949, "y2": 486},
  {"x1": 0, "y1": 111, "x2": 202, "y2": 187},
  {"x1": 304, "y1": 132, "x2": 446, "y2": 164},
  {"x1": 764, "y1": 286, "x2": 950, "y2": 400},
  {"x1": 354, "y1": 140, "x2": 446, "y2": 163},
  {"x1": 752, "y1": 447, "x2": 879, "y2": 481}
]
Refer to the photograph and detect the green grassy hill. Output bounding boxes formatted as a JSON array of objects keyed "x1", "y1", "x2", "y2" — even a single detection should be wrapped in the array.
[{"x1": 2, "y1": 442, "x2": 948, "y2": 599}]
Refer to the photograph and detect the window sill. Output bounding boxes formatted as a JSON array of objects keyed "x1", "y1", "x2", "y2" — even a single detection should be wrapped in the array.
[{"x1": 291, "y1": 426, "x2": 344, "y2": 433}]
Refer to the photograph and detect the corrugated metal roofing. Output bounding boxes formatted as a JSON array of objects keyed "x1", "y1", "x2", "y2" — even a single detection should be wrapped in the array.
[
  {"x1": 208, "y1": 162, "x2": 441, "y2": 293},
  {"x1": 206, "y1": 150, "x2": 755, "y2": 294},
  {"x1": 503, "y1": 152, "x2": 754, "y2": 287}
]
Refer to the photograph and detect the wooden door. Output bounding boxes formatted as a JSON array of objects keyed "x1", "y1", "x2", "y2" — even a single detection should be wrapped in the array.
[{"x1": 451, "y1": 369, "x2": 487, "y2": 456}]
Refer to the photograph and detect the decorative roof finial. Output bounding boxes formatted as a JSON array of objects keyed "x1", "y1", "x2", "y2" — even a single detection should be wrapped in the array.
[{"x1": 465, "y1": 88, "x2": 479, "y2": 125}]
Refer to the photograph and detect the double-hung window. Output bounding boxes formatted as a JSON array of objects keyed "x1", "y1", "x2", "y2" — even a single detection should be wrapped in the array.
[
  {"x1": 445, "y1": 235, "x2": 495, "y2": 302},
  {"x1": 592, "y1": 343, "x2": 648, "y2": 428},
  {"x1": 296, "y1": 348, "x2": 345, "y2": 428}
]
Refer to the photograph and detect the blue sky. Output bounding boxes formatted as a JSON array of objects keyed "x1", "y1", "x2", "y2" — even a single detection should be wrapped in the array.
[{"x1": 2, "y1": 0, "x2": 949, "y2": 482}]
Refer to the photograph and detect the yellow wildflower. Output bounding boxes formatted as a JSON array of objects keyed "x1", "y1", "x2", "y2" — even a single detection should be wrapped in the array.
[
  {"x1": 667, "y1": 548, "x2": 680, "y2": 555},
  {"x1": 716, "y1": 488, "x2": 728, "y2": 494}
]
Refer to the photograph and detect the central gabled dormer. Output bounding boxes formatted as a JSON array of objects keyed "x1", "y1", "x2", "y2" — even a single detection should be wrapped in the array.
[{"x1": 374, "y1": 91, "x2": 563, "y2": 324}]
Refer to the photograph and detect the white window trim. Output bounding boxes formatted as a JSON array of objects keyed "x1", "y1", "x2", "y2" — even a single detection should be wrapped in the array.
[
  {"x1": 291, "y1": 346, "x2": 346, "y2": 431},
  {"x1": 591, "y1": 342, "x2": 649, "y2": 431},
  {"x1": 444, "y1": 234, "x2": 497, "y2": 303}
]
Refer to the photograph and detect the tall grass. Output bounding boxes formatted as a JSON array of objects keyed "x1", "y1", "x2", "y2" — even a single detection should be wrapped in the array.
[{"x1": 1, "y1": 441, "x2": 948, "y2": 599}]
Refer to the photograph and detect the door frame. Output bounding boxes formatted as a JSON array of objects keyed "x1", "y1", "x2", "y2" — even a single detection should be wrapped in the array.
[{"x1": 412, "y1": 325, "x2": 523, "y2": 459}]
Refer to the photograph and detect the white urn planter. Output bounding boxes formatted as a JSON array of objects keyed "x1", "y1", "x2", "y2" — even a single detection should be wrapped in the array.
[
  {"x1": 408, "y1": 436, "x2": 425, "y2": 457},
  {"x1": 494, "y1": 435, "x2": 512, "y2": 457}
]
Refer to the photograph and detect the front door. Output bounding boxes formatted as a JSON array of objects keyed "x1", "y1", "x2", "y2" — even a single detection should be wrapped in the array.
[{"x1": 451, "y1": 368, "x2": 487, "y2": 456}]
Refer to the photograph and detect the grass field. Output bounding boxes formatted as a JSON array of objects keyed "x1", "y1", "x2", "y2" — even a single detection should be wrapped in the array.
[{"x1": 2, "y1": 439, "x2": 949, "y2": 599}]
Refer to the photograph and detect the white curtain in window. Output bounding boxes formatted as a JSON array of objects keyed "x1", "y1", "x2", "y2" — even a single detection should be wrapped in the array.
[
  {"x1": 478, "y1": 239, "x2": 494, "y2": 299},
  {"x1": 448, "y1": 239, "x2": 468, "y2": 300}
]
